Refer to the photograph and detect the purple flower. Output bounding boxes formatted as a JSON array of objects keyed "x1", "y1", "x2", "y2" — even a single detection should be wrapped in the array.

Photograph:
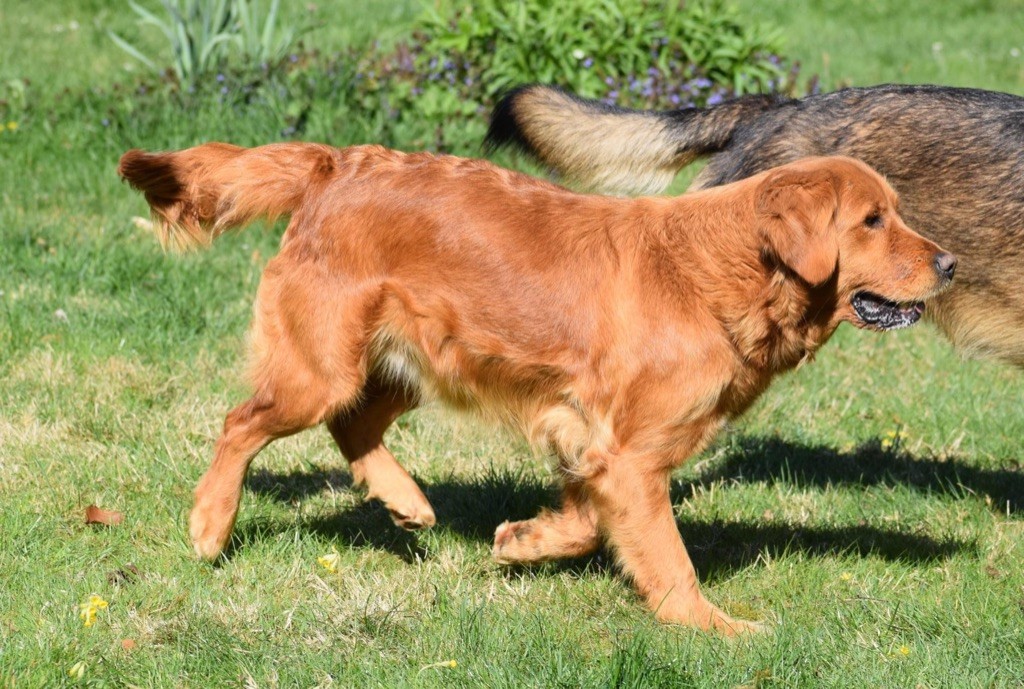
[
  {"x1": 216, "y1": 73, "x2": 225, "y2": 82},
  {"x1": 693, "y1": 77, "x2": 712, "y2": 89},
  {"x1": 582, "y1": 58, "x2": 593, "y2": 68},
  {"x1": 607, "y1": 89, "x2": 619, "y2": 100},
  {"x1": 707, "y1": 92, "x2": 724, "y2": 106},
  {"x1": 289, "y1": 54, "x2": 299, "y2": 63},
  {"x1": 669, "y1": 94, "x2": 680, "y2": 105},
  {"x1": 220, "y1": 86, "x2": 228, "y2": 95}
]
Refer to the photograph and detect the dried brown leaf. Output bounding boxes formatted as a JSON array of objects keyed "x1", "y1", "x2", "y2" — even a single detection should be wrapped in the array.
[{"x1": 85, "y1": 504, "x2": 124, "y2": 527}]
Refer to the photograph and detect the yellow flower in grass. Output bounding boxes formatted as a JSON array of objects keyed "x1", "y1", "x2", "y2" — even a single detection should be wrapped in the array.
[
  {"x1": 68, "y1": 661, "x2": 87, "y2": 679},
  {"x1": 880, "y1": 429, "x2": 901, "y2": 450},
  {"x1": 317, "y1": 550, "x2": 341, "y2": 573},
  {"x1": 888, "y1": 644, "x2": 911, "y2": 659},
  {"x1": 78, "y1": 594, "x2": 108, "y2": 627},
  {"x1": 6, "y1": 121, "x2": 17, "y2": 131}
]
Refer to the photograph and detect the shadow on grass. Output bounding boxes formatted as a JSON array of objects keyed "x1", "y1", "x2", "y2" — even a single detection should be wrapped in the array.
[
  {"x1": 235, "y1": 433, "x2": 1017, "y2": 574},
  {"x1": 230, "y1": 497, "x2": 429, "y2": 563},
  {"x1": 688, "y1": 435, "x2": 1024, "y2": 515},
  {"x1": 240, "y1": 464, "x2": 555, "y2": 564}
]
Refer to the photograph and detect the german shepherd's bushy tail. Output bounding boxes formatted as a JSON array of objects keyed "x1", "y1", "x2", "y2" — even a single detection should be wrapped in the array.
[
  {"x1": 485, "y1": 84, "x2": 784, "y2": 196},
  {"x1": 118, "y1": 142, "x2": 338, "y2": 250}
]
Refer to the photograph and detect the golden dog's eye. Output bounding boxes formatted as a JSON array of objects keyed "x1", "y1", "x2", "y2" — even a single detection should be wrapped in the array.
[{"x1": 864, "y1": 213, "x2": 884, "y2": 229}]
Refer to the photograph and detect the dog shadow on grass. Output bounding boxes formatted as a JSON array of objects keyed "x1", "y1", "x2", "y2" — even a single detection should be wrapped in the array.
[
  {"x1": 239, "y1": 434, "x2": 1024, "y2": 577},
  {"x1": 692, "y1": 434, "x2": 1024, "y2": 515}
]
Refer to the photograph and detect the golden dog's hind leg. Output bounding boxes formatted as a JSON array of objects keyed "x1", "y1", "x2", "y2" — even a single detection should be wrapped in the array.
[
  {"x1": 326, "y1": 378, "x2": 435, "y2": 531},
  {"x1": 190, "y1": 391, "x2": 338, "y2": 561},
  {"x1": 492, "y1": 482, "x2": 599, "y2": 563},
  {"x1": 588, "y1": 456, "x2": 763, "y2": 636},
  {"x1": 190, "y1": 275, "x2": 376, "y2": 561}
]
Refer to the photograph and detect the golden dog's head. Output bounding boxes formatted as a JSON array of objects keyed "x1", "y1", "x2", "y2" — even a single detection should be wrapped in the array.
[{"x1": 756, "y1": 156, "x2": 955, "y2": 331}]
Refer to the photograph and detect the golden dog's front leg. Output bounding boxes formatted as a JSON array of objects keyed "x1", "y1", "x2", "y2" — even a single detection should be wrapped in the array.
[
  {"x1": 493, "y1": 482, "x2": 599, "y2": 564},
  {"x1": 588, "y1": 455, "x2": 762, "y2": 636}
]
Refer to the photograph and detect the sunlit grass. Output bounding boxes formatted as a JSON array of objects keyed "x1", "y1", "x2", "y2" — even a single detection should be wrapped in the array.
[{"x1": 1, "y1": 1, "x2": 1023, "y2": 686}]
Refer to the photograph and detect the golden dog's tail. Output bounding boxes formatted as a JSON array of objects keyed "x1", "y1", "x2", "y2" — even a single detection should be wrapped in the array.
[
  {"x1": 118, "y1": 142, "x2": 339, "y2": 250},
  {"x1": 485, "y1": 84, "x2": 783, "y2": 196}
]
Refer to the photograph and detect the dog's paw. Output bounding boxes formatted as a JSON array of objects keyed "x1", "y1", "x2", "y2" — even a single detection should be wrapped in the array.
[
  {"x1": 492, "y1": 520, "x2": 534, "y2": 564},
  {"x1": 385, "y1": 499, "x2": 436, "y2": 531},
  {"x1": 188, "y1": 503, "x2": 232, "y2": 561},
  {"x1": 716, "y1": 616, "x2": 768, "y2": 638},
  {"x1": 655, "y1": 597, "x2": 770, "y2": 637}
]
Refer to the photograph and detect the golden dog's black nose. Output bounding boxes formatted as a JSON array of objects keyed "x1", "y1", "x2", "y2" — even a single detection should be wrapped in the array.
[{"x1": 934, "y1": 252, "x2": 957, "y2": 281}]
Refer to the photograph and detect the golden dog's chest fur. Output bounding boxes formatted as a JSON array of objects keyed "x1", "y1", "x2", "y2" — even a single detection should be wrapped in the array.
[{"x1": 119, "y1": 142, "x2": 949, "y2": 634}]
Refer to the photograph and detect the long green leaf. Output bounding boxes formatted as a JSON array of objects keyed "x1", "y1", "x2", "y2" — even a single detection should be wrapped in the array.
[{"x1": 107, "y1": 31, "x2": 159, "y2": 70}]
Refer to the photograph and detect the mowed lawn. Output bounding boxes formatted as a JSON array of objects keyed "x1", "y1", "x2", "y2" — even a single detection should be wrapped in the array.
[{"x1": 2, "y1": 1, "x2": 1023, "y2": 687}]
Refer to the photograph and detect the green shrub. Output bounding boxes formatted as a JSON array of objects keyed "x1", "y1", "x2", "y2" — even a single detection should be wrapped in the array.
[
  {"x1": 81, "y1": 0, "x2": 801, "y2": 157},
  {"x1": 414, "y1": 0, "x2": 793, "y2": 106},
  {"x1": 331, "y1": 0, "x2": 800, "y2": 151}
]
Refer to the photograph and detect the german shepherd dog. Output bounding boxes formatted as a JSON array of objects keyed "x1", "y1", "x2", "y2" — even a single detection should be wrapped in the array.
[{"x1": 487, "y1": 84, "x2": 1024, "y2": 367}]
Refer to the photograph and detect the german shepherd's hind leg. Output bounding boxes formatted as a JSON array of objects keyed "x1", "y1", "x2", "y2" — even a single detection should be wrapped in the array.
[
  {"x1": 493, "y1": 482, "x2": 599, "y2": 564},
  {"x1": 588, "y1": 455, "x2": 763, "y2": 635},
  {"x1": 326, "y1": 377, "x2": 436, "y2": 531}
]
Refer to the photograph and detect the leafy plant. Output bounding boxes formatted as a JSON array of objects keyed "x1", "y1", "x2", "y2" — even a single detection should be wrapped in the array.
[
  {"x1": 109, "y1": 0, "x2": 236, "y2": 83},
  {"x1": 95, "y1": 0, "x2": 803, "y2": 155},
  {"x1": 234, "y1": 0, "x2": 298, "y2": 65},
  {"x1": 414, "y1": 0, "x2": 793, "y2": 108},
  {"x1": 109, "y1": 0, "x2": 300, "y2": 84}
]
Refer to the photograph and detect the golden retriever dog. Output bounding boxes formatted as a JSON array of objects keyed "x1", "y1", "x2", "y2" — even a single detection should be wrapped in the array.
[{"x1": 119, "y1": 143, "x2": 954, "y2": 634}]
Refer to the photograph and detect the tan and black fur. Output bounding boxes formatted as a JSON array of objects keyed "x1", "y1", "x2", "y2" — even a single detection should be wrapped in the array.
[{"x1": 487, "y1": 84, "x2": 1024, "y2": 366}]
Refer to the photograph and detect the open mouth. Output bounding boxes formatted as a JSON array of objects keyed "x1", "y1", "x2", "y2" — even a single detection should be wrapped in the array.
[{"x1": 851, "y1": 291, "x2": 925, "y2": 331}]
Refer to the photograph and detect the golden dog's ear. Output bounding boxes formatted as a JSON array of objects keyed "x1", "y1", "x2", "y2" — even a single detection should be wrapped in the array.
[{"x1": 756, "y1": 167, "x2": 839, "y2": 286}]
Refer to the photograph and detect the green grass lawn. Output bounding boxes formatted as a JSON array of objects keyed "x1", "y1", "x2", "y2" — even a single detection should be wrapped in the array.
[{"x1": 2, "y1": 1, "x2": 1023, "y2": 686}]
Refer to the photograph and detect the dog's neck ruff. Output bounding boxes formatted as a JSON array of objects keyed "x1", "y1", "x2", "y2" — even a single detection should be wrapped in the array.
[{"x1": 721, "y1": 266, "x2": 839, "y2": 373}]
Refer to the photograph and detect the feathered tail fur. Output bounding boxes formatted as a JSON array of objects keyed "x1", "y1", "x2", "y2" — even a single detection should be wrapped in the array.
[
  {"x1": 118, "y1": 142, "x2": 339, "y2": 250},
  {"x1": 485, "y1": 84, "x2": 783, "y2": 196}
]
